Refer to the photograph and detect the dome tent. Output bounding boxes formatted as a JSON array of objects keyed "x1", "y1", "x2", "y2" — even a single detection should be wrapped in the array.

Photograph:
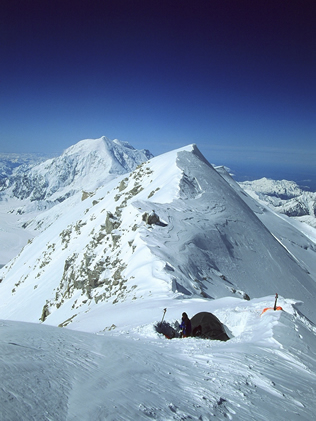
[
  {"x1": 191, "y1": 312, "x2": 229, "y2": 341},
  {"x1": 155, "y1": 311, "x2": 229, "y2": 341}
]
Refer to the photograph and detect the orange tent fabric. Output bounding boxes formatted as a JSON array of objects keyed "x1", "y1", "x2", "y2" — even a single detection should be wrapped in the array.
[{"x1": 261, "y1": 306, "x2": 283, "y2": 316}]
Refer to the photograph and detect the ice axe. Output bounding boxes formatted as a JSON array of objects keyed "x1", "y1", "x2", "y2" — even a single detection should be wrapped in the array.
[
  {"x1": 161, "y1": 308, "x2": 167, "y2": 323},
  {"x1": 273, "y1": 293, "x2": 278, "y2": 311},
  {"x1": 261, "y1": 293, "x2": 283, "y2": 315}
]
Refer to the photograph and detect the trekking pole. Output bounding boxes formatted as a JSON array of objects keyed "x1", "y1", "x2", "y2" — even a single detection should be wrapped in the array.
[
  {"x1": 273, "y1": 293, "x2": 278, "y2": 311},
  {"x1": 161, "y1": 308, "x2": 167, "y2": 323}
]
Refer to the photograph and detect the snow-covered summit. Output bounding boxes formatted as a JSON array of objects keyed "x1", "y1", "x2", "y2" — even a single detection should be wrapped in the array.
[
  {"x1": 0, "y1": 136, "x2": 153, "y2": 203},
  {"x1": 1, "y1": 141, "x2": 316, "y2": 419},
  {"x1": 0, "y1": 136, "x2": 153, "y2": 265},
  {"x1": 63, "y1": 136, "x2": 152, "y2": 175},
  {"x1": 1, "y1": 143, "x2": 316, "y2": 328}
]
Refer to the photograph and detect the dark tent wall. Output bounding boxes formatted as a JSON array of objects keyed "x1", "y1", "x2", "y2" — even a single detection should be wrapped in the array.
[
  {"x1": 191, "y1": 312, "x2": 230, "y2": 341},
  {"x1": 155, "y1": 311, "x2": 230, "y2": 341}
]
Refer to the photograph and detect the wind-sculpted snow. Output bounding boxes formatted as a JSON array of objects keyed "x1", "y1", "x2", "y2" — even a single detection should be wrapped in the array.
[
  {"x1": 1, "y1": 296, "x2": 316, "y2": 420},
  {"x1": 1, "y1": 144, "x2": 316, "y2": 328},
  {"x1": 1, "y1": 142, "x2": 316, "y2": 419}
]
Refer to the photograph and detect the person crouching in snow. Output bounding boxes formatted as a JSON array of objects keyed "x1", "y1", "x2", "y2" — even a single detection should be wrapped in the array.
[{"x1": 180, "y1": 312, "x2": 191, "y2": 338}]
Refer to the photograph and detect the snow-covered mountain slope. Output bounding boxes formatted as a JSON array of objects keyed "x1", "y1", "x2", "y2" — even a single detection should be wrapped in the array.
[
  {"x1": 213, "y1": 167, "x2": 316, "y2": 283},
  {"x1": 1, "y1": 143, "x2": 316, "y2": 420},
  {"x1": 1, "y1": 144, "x2": 316, "y2": 327},
  {"x1": 0, "y1": 137, "x2": 153, "y2": 265},
  {"x1": 0, "y1": 136, "x2": 153, "y2": 203},
  {"x1": 239, "y1": 177, "x2": 316, "y2": 228},
  {"x1": 1, "y1": 296, "x2": 316, "y2": 420},
  {"x1": 240, "y1": 177, "x2": 303, "y2": 198}
]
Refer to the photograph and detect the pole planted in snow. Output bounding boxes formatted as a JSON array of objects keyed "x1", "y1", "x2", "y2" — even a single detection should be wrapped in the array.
[
  {"x1": 274, "y1": 293, "x2": 278, "y2": 311},
  {"x1": 161, "y1": 308, "x2": 167, "y2": 323}
]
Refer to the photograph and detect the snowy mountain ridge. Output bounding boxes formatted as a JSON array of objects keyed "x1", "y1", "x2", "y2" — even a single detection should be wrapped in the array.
[
  {"x1": 0, "y1": 137, "x2": 153, "y2": 264},
  {"x1": 2, "y1": 295, "x2": 316, "y2": 421},
  {"x1": 1, "y1": 138, "x2": 316, "y2": 420},
  {"x1": 1, "y1": 143, "x2": 316, "y2": 327},
  {"x1": 240, "y1": 177, "x2": 304, "y2": 198},
  {"x1": 239, "y1": 177, "x2": 316, "y2": 228}
]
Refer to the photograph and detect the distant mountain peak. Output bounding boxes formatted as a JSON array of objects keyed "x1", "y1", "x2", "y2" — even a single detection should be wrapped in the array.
[
  {"x1": 239, "y1": 177, "x2": 316, "y2": 227},
  {"x1": 0, "y1": 136, "x2": 153, "y2": 203},
  {"x1": 1, "y1": 143, "x2": 316, "y2": 328}
]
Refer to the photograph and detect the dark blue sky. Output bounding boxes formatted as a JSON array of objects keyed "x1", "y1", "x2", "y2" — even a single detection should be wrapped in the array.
[{"x1": 1, "y1": 0, "x2": 315, "y2": 181}]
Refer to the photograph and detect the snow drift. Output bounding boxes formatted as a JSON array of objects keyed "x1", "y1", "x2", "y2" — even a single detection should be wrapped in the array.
[
  {"x1": 1, "y1": 137, "x2": 316, "y2": 420},
  {"x1": 1, "y1": 296, "x2": 316, "y2": 420}
]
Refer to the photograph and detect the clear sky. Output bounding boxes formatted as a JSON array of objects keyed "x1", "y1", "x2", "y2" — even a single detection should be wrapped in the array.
[{"x1": 1, "y1": 0, "x2": 315, "y2": 181}]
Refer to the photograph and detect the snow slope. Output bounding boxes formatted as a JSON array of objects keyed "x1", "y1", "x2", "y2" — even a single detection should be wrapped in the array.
[
  {"x1": 1, "y1": 295, "x2": 316, "y2": 420},
  {"x1": 239, "y1": 177, "x2": 316, "y2": 228},
  {"x1": 1, "y1": 144, "x2": 316, "y2": 326},
  {"x1": 0, "y1": 199, "x2": 35, "y2": 266},
  {"x1": 0, "y1": 137, "x2": 153, "y2": 265},
  {"x1": 1, "y1": 141, "x2": 316, "y2": 420},
  {"x1": 0, "y1": 136, "x2": 153, "y2": 203}
]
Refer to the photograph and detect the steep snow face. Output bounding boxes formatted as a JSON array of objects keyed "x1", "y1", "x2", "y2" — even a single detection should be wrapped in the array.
[
  {"x1": 1, "y1": 144, "x2": 316, "y2": 327},
  {"x1": 239, "y1": 177, "x2": 316, "y2": 228},
  {"x1": 0, "y1": 136, "x2": 153, "y2": 203},
  {"x1": 209, "y1": 167, "x2": 316, "y2": 284}
]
